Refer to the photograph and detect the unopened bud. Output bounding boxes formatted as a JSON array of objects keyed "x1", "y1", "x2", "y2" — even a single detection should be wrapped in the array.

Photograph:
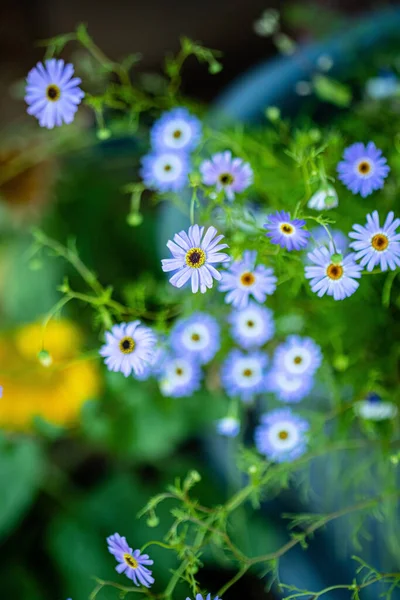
[{"x1": 38, "y1": 349, "x2": 52, "y2": 367}]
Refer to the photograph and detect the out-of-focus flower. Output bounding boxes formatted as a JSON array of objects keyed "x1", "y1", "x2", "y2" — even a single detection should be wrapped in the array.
[
  {"x1": 255, "y1": 408, "x2": 309, "y2": 462},
  {"x1": 0, "y1": 319, "x2": 100, "y2": 430},
  {"x1": 216, "y1": 416, "x2": 240, "y2": 437},
  {"x1": 151, "y1": 108, "x2": 202, "y2": 153},
  {"x1": 305, "y1": 244, "x2": 362, "y2": 300},
  {"x1": 264, "y1": 211, "x2": 310, "y2": 251},
  {"x1": 337, "y1": 142, "x2": 390, "y2": 198},
  {"x1": 221, "y1": 349, "x2": 268, "y2": 402},
  {"x1": 186, "y1": 595, "x2": 220, "y2": 600},
  {"x1": 267, "y1": 369, "x2": 314, "y2": 403},
  {"x1": 158, "y1": 355, "x2": 202, "y2": 398},
  {"x1": 25, "y1": 59, "x2": 84, "y2": 128},
  {"x1": 170, "y1": 312, "x2": 220, "y2": 364},
  {"x1": 100, "y1": 321, "x2": 156, "y2": 378},
  {"x1": 349, "y1": 211, "x2": 400, "y2": 272},
  {"x1": 354, "y1": 392, "x2": 398, "y2": 421},
  {"x1": 273, "y1": 336, "x2": 322, "y2": 377},
  {"x1": 140, "y1": 150, "x2": 190, "y2": 192},
  {"x1": 200, "y1": 151, "x2": 253, "y2": 201},
  {"x1": 307, "y1": 186, "x2": 338, "y2": 211},
  {"x1": 107, "y1": 533, "x2": 154, "y2": 587},
  {"x1": 220, "y1": 250, "x2": 277, "y2": 309},
  {"x1": 162, "y1": 225, "x2": 229, "y2": 294},
  {"x1": 228, "y1": 302, "x2": 274, "y2": 349},
  {"x1": 366, "y1": 71, "x2": 399, "y2": 100}
]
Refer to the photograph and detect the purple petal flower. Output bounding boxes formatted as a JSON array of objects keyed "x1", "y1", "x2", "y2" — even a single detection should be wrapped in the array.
[
  {"x1": 264, "y1": 210, "x2": 310, "y2": 251},
  {"x1": 107, "y1": 533, "x2": 154, "y2": 588},
  {"x1": 273, "y1": 336, "x2": 322, "y2": 377},
  {"x1": 161, "y1": 225, "x2": 230, "y2": 294},
  {"x1": 170, "y1": 312, "x2": 220, "y2": 364},
  {"x1": 25, "y1": 59, "x2": 84, "y2": 128},
  {"x1": 200, "y1": 151, "x2": 253, "y2": 201},
  {"x1": 228, "y1": 301, "x2": 275, "y2": 349},
  {"x1": 305, "y1": 244, "x2": 362, "y2": 300},
  {"x1": 186, "y1": 595, "x2": 220, "y2": 600},
  {"x1": 337, "y1": 142, "x2": 390, "y2": 198},
  {"x1": 255, "y1": 408, "x2": 309, "y2": 462},
  {"x1": 158, "y1": 355, "x2": 202, "y2": 397},
  {"x1": 151, "y1": 107, "x2": 202, "y2": 152},
  {"x1": 219, "y1": 250, "x2": 277, "y2": 309},
  {"x1": 140, "y1": 150, "x2": 190, "y2": 192},
  {"x1": 349, "y1": 210, "x2": 400, "y2": 272},
  {"x1": 221, "y1": 349, "x2": 268, "y2": 402},
  {"x1": 99, "y1": 322, "x2": 157, "y2": 377}
]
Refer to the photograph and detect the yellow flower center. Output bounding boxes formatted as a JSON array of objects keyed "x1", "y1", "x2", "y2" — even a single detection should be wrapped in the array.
[
  {"x1": 123, "y1": 553, "x2": 138, "y2": 569},
  {"x1": 371, "y1": 233, "x2": 389, "y2": 251},
  {"x1": 175, "y1": 367, "x2": 183, "y2": 376},
  {"x1": 357, "y1": 160, "x2": 371, "y2": 175},
  {"x1": 240, "y1": 271, "x2": 255, "y2": 286},
  {"x1": 164, "y1": 164, "x2": 172, "y2": 172},
  {"x1": 173, "y1": 129, "x2": 182, "y2": 139},
  {"x1": 119, "y1": 337, "x2": 135, "y2": 354},
  {"x1": 278, "y1": 430, "x2": 289, "y2": 440},
  {"x1": 293, "y1": 356, "x2": 302, "y2": 364},
  {"x1": 219, "y1": 172, "x2": 234, "y2": 185},
  {"x1": 280, "y1": 223, "x2": 294, "y2": 235},
  {"x1": 243, "y1": 368, "x2": 253, "y2": 377},
  {"x1": 191, "y1": 333, "x2": 200, "y2": 342},
  {"x1": 246, "y1": 320, "x2": 255, "y2": 328},
  {"x1": 326, "y1": 263, "x2": 343, "y2": 280},
  {"x1": 185, "y1": 247, "x2": 206, "y2": 268},
  {"x1": 46, "y1": 84, "x2": 61, "y2": 102}
]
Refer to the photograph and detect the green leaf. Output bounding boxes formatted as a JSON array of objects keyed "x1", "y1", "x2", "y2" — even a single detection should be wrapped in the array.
[
  {"x1": 312, "y1": 74, "x2": 352, "y2": 108},
  {"x1": 0, "y1": 436, "x2": 44, "y2": 540}
]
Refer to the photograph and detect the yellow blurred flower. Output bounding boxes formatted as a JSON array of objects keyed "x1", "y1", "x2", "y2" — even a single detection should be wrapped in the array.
[{"x1": 0, "y1": 319, "x2": 101, "y2": 430}]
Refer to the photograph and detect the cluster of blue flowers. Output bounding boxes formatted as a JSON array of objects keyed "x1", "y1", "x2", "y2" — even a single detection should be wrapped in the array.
[
  {"x1": 23, "y1": 62, "x2": 400, "y2": 461},
  {"x1": 140, "y1": 108, "x2": 202, "y2": 192}
]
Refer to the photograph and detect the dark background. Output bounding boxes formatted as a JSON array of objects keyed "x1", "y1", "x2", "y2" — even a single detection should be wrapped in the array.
[{"x1": 0, "y1": 0, "x2": 394, "y2": 124}]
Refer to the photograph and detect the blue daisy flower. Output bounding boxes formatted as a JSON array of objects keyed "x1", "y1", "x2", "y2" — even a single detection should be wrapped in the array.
[
  {"x1": 219, "y1": 250, "x2": 277, "y2": 309},
  {"x1": 25, "y1": 59, "x2": 84, "y2": 129},
  {"x1": 162, "y1": 225, "x2": 230, "y2": 294},
  {"x1": 305, "y1": 243, "x2": 362, "y2": 300},
  {"x1": 216, "y1": 416, "x2": 241, "y2": 437},
  {"x1": 158, "y1": 355, "x2": 202, "y2": 398},
  {"x1": 151, "y1": 108, "x2": 202, "y2": 153},
  {"x1": 170, "y1": 312, "x2": 220, "y2": 364},
  {"x1": 255, "y1": 408, "x2": 309, "y2": 462},
  {"x1": 187, "y1": 595, "x2": 220, "y2": 600},
  {"x1": 337, "y1": 142, "x2": 390, "y2": 198},
  {"x1": 349, "y1": 211, "x2": 400, "y2": 272},
  {"x1": 264, "y1": 210, "x2": 310, "y2": 251},
  {"x1": 221, "y1": 349, "x2": 268, "y2": 402},
  {"x1": 99, "y1": 322, "x2": 157, "y2": 377},
  {"x1": 354, "y1": 392, "x2": 398, "y2": 421},
  {"x1": 200, "y1": 151, "x2": 253, "y2": 201},
  {"x1": 273, "y1": 335, "x2": 322, "y2": 378},
  {"x1": 267, "y1": 368, "x2": 314, "y2": 403},
  {"x1": 228, "y1": 301, "x2": 275, "y2": 349},
  {"x1": 107, "y1": 533, "x2": 154, "y2": 587},
  {"x1": 366, "y1": 71, "x2": 399, "y2": 100},
  {"x1": 140, "y1": 150, "x2": 190, "y2": 192}
]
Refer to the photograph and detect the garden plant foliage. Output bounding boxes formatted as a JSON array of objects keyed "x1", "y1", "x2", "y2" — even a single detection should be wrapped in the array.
[{"x1": 1, "y1": 17, "x2": 400, "y2": 600}]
